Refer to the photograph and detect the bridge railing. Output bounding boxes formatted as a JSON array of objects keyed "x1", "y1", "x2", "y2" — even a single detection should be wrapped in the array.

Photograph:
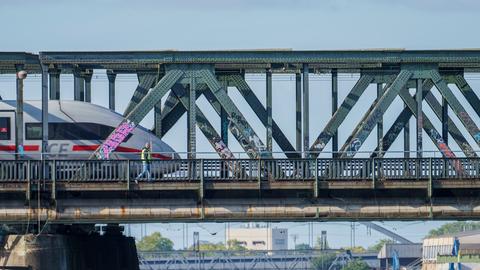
[{"x1": 1, "y1": 158, "x2": 480, "y2": 182}]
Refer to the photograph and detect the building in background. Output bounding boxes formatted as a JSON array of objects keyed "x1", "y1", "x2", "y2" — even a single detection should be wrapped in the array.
[
  {"x1": 377, "y1": 243, "x2": 422, "y2": 269},
  {"x1": 226, "y1": 224, "x2": 288, "y2": 251},
  {"x1": 422, "y1": 230, "x2": 480, "y2": 270}
]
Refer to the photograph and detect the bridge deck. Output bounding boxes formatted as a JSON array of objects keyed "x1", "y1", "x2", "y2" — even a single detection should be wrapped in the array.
[{"x1": 0, "y1": 157, "x2": 480, "y2": 223}]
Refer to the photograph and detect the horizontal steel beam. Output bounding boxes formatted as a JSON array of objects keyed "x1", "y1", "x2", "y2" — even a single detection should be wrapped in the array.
[{"x1": 1, "y1": 197, "x2": 480, "y2": 223}]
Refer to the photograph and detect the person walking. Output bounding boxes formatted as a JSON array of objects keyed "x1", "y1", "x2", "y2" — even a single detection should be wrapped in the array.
[{"x1": 135, "y1": 142, "x2": 152, "y2": 183}]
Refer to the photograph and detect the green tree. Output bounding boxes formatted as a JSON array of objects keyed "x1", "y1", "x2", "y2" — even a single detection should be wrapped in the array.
[
  {"x1": 342, "y1": 259, "x2": 370, "y2": 270},
  {"x1": 311, "y1": 253, "x2": 336, "y2": 270},
  {"x1": 427, "y1": 221, "x2": 480, "y2": 237},
  {"x1": 367, "y1": 239, "x2": 394, "y2": 252},
  {"x1": 136, "y1": 232, "x2": 174, "y2": 252},
  {"x1": 226, "y1": 239, "x2": 247, "y2": 251}
]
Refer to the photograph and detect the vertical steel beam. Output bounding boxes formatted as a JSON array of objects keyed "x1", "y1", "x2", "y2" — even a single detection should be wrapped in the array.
[
  {"x1": 404, "y1": 101, "x2": 410, "y2": 158},
  {"x1": 442, "y1": 97, "x2": 448, "y2": 145},
  {"x1": 226, "y1": 75, "x2": 298, "y2": 158},
  {"x1": 295, "y1": 72, "x2": 302, "y2": 153},
  {"x1": 107, "y1": 70, "x2": 116, "y2": 111},
  {"x1": 266, "y1": 69, "x2": 273, "y2": 152},
  {"x1": 188, "y1": 78, "x2": 196, "y2": 159},
  {"x1": 154, "y1": 101, "x2": 162, "y2": 138},
  {"x1": 340, "y1": 71, "x2": 412, "y2": 157},
  {"x1": 430, "y1": 70, "x2": 480, "y2": 146},
  {"x1": 123, "y1": 73, "x2": 157, "y2": 116},
  {"x1": 73, "y1": 69, "x2": 84, "y2": 101},
  {"x1": 416, "y1": 79, "x2": 423, "y2": 158},
  {"x1": 302, "y1": 64, "x2": 309, "y2": 157},
  {"x1": 49, "y1": 68, "x2": 60, "y2": 100},
  {"x1": 309, "y1": 75, "x2": 374, "y2": 156},
  {"x1": 84, "y1": 70, "x2": 92, "y2": 103},
  {"x1": 41, "y1": 64, "x2": 49, "y2": 153},
  {"x1": 15, "y1": 65, "x2": 24, "y2": 158},
  {"x1": 221, "y1": 78, "x2": 229, "y2": 146},
  {"x1": 331, "y1": 69, "x2": 338, "y2": 157},
  {"x1": 376, "y1": 83, "x2": 383, "y2": 156}
]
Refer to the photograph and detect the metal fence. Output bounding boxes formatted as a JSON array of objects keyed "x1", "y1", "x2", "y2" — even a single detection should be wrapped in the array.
[{"x1": 0, "y1": 158, "x2": 480, "y2": 182}]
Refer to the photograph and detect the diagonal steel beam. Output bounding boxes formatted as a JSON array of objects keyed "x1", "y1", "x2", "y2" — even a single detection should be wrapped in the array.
[
  {"x1": 373, "y1": 79, "x2": 476, "y2": 158},
  {"x1": 92, "y1": 69, "x2": 184, "y2": 159},
  {"x1": 200, "y1": 69, "x2": 270, "y2": 158},
  {"x1": 309, "y1": 75, "x2": 374, "y2": 156},
  {"x1": 429, "y1": 70, "x2": 480, "y2": 146},
  {"x1": 340, "y1": 70, "x2": 412, "y2": 157},
  {"x1": 123, "y1": 73, "x2": 157, "y2": 116},
  {"x1": 228, "y1": 75, "x2": 300, "y2": 159},
  {"x1": 389, "y1": 84, "x2": 470, "y2": 158},
  {"x1": 451, "y1": 75, "x2": 480, "y2": 117},
  {"x1": 398, "y1": 87, "x2": 456, "y2": 158},
  {"x1": 170, "y1": 84, "x2": 235, "y2": 159}
]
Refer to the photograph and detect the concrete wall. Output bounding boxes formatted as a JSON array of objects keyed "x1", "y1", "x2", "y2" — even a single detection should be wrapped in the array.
[
  {"x1": 226, "y1": 227, "x2": 288, "y2": 250},
  {"x1": 0, "y1": 234, "x2": 139, "y2": 270}
]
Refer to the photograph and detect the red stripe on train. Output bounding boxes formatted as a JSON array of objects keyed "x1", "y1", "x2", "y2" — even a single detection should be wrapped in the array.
[
  {"x1": 0, "y1": 145, "x2": 40, "y2": 151},
  {"x1": 72, "y1": 145, "x2": 173, "y2": 160}
]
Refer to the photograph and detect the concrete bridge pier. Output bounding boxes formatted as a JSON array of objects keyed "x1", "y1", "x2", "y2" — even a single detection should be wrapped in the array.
[{"x1": 0, "y1": 225, "x2": 139, "y2": 270}]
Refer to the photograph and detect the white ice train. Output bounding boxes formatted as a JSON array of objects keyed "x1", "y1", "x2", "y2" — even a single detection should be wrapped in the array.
[{"x1": 0, "y1": 100, "x2": 179, "y2": 160}]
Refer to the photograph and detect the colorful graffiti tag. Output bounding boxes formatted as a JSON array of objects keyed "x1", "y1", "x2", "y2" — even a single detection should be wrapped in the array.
[{"x1": 96, "y1": 120, "x2": 136, "y2": 159}]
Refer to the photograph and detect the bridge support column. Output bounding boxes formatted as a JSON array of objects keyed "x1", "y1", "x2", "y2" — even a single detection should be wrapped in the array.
[
  {"x1": 49, "y1": 68, "x2": 61, "y2": 100},
  {"x1": 404, "y1": 99, "x2": 410, "y2": 158},
  {"x1": 295, "y1": 72, "x2": 302, "y2": 153},
  {"x1": 266, "y1": 68, "x2": 273, "y2": 153},
  {"x1": 188, "y1": 78, "x2": 196, "y2": 159},
  {"x1": 302, "y1": 64, "x2": 309, "y2": 157},
  {"x1": 41, "y1": 64, "x2": 49, "y2": 154},
  {"x1": 416, "y1": 79, "x2": 423, "y2": 158},
  {"x1": 73, "y1": 69, "x2": 85, "y2": 101},
  {"x1": 84, "y1": 70, "x2": 92, "y2": 103},
  {"x1": 442, "y1": 97, "x2": 448, "y2": 144},
  {"x1": 332, "y1": 69, "x2": 338, "y2": 158},
  {"x1": 376, "y1": 83, "x2": 383, "y2": 157},
  {"x1": 107, "y1": 70, "x2": 116, "y2": 111},
  {"x1": 0, "y1": 231, "x2": 139, "y2": 270}
]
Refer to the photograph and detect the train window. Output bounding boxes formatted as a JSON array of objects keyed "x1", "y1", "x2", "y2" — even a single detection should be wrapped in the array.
[
  {"x1": 25, "y1": 123, "x2": 42, "y2": 140},
  {"x1": 0, "y1": 117, "x2": 11, "y2": 140},
  {"x1": 26, "y1": 122, "x2": 132, "y2": 141}
]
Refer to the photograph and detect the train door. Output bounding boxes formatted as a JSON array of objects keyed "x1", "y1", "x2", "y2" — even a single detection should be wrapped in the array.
[{"x1": 0, "y1": 110, "x2": 15, "y2": 158}]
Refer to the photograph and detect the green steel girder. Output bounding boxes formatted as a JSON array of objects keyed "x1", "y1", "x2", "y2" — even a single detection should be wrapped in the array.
[
  {"x1": 170, "y1": 84, "x2": 235, "y2": 159},
  {"x1": 430, "y1": 70, "x2": 480, "y2": 146},
  {"x1": 227, "y1": 75, "x2": 300, "y2": 159},
  {"x1": 123, "y1": 73, "x2": 158, "y2": 116},
  {"x1": 309, "y1": 75, "x2": 374, "y2": 156},
  {"x1": 372, "y1": 79, "x2": 476, "y2": 158},
  {"x1": 340, "y1": 70, "x2": 412, "y2": 157},
  {"x1": 199, "y1": 68, "x2": 270, "y2": 158},
  {"x1": 397, "y1": 87, "x2": 457, "y2": 158},
  {"x1": 451, "y1": 74, "x2": 480, "y2": 117}
]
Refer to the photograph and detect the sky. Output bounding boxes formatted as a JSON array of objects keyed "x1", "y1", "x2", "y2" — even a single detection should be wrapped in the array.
[{"x1": 1, "y1": 0, "x2": 480, "y2": 249}]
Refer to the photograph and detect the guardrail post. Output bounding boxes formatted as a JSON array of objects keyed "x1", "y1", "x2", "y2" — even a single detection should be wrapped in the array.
[
  {"x1": 199, "y1": 159, "x2": 204, "y2": 201},
  {"x1": 51, "y1": 160, "x2": 56, "y2": 202},
  {"x1": 428, "y1": 158, "x2": 433, "y2": 199},
  {"x1": 314, "y1": 159, "x2": 319, "y2": 198},
  {"x1": 126, "y1": 160, "x2": 131, "y2": 191},
  {"x1": 372, "y1": 158, "x2": 376, "y2": 189},
  {"x1": 26, "y1": 160, "x2": 31, "y2": 202},
  {"x1": 257, "y1": 159, "x2": 262, "y2": 190}
]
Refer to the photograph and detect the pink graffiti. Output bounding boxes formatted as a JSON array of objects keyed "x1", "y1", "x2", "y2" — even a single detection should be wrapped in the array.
[{"x1": 97, "y1": 120, "x2": 136, "y2": 159}]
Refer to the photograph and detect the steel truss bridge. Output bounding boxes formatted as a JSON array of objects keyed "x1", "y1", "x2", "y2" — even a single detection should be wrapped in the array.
[{"x1": 2, "y1": 50, "x2": 480, "y2": 223}]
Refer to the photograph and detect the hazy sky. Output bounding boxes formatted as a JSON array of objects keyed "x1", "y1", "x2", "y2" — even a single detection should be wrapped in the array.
[{"x1": 1, "y1": 0, "x2": 480, "y2": 249}]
